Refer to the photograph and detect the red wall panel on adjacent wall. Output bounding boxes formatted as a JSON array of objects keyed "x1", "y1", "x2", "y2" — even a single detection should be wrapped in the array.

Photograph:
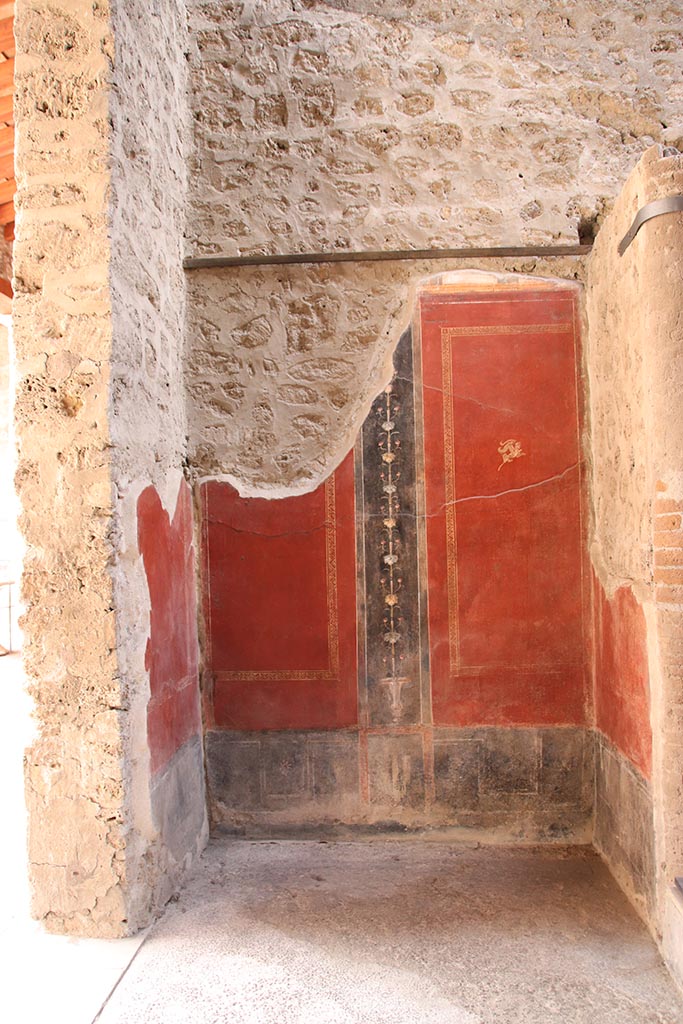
[
  {"x1": 138, "y1": 479, "x2": 201, "y2": 775},
  {"x1": 593, "y1": 573, "x2": 651, "y2": 778},
  {"x1": 201, "y1": 451, "x2": 358, "y2": 731},
  {"x1": 420, "y1": 286, "x2": 588, "y2": 727}
]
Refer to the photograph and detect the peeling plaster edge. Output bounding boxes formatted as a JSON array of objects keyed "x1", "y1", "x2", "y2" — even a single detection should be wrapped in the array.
[
  {"x1": 588, "y1": 545, "x2": 652, "y2": 604},
  {"x1": 116, "y1": 469, "x2": 187, "y2": 843},
  {"x1": 114, "y1": 475, "x2": 158, "y2": 846},
  {"x1": 114, "y1": 469, "x2": 209, "y2": 929},
  {"x1": 197, "y1": 269, "x2": 581, "y2": 500},
  {"x1": 198, "y1": 324, "x2": 398, "y2": 500}
]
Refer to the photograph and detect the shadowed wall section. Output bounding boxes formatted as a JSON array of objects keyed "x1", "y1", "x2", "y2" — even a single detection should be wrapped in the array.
[
  {"x1": 202, "y1": 279, "x2": 593, "y2": 837},
  {"x1": 592, "y1": 574, "x2": 654, "y2": 918}
]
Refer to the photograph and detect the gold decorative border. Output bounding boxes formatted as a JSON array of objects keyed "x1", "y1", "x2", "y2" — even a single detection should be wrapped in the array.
[
  {"x1": 420, "y1": 279, "x2": 562, "y2": 297},
  {"x1": 325, "y1": 473, "x2": 340, "y2": 675},
  {"x1": 439, "y1": 320, "x2": 573, "y2": 675},
  {"x1": 442, "y1": 322, "x2": 572, "y2": 341},
  {"x1": 440, "y1": 329, "x2": 460, "y2": 675},
  {"x1": 218, "y1": 475, "x2": 339, "y2": 681}
]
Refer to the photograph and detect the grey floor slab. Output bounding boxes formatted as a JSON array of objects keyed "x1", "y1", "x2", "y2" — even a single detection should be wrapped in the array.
[{"x1": 96, "y1": 837, "x2": 683, "y2": 1024}]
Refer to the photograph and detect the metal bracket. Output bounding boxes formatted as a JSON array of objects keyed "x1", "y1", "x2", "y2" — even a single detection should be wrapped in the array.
[{"x1": 618, "y1": 195, "x2": 683, "y2": 256}]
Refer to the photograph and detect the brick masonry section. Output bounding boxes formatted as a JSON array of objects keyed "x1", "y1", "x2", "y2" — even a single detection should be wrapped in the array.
[
  {"x1": 654, "y1": 494, "x2": 683, "y2": 604},
  {"x1": 206, "y1": 725, "x2": 594, "y2": 841},
  {"x1": 653, "y1": 483, "x2": 683, "y2": 955}
]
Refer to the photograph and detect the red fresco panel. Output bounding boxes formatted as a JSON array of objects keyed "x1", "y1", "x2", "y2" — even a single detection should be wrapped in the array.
[
  {"x1": 137, "y1": 479, "x2": 202, "y2": 775},
  {"x1": 202, "y1": 451, "x2": 358, "y2": 731},
  {"x1": 593, "y1": 573, "x2": 651, "y2": 778},
  {"x1": 420, "y1": 287, "x2": 588, "y2": 726}
]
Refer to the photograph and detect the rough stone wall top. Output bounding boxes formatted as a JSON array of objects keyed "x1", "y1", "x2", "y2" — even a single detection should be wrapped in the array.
[
  {"x1": 110, "y1": 0, "x2": 190, "y2": 489},
  {"x1": 188, "y1": 0, "x2": 680, "y2": 257},
  {"x1": 185, "y1": 0, "x2": 680, "y2": 492}
]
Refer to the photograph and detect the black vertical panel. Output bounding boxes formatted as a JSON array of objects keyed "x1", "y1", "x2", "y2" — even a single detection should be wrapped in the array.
[{"x1": 361, "y1": 328, "x2": 423, "y2": 726}]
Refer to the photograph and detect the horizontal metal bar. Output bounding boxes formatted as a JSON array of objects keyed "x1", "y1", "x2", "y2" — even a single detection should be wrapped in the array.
[
  {"x1": 618, "y1": 195, "x2": 683, "y2": 256},
  {"x1": 183, "y1": 243, "x2": 592, "y2": 270}
]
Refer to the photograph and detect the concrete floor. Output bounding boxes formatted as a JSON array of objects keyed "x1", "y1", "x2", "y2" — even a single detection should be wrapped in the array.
[
  {"x1": 3, "y1": 650, "x2": 683, "y2": 1023},
  {"x1": 96, "y1": 838, "x2": 683, "y2": 1024},
  {"x1": 1, "y1": 653, "x2": 146, "y2": 1024}
]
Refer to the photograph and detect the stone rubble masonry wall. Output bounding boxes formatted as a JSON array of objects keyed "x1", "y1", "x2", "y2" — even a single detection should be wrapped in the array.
[
  {"x1": 585, "y1": 147, "x2": 683, "y2": 978},
  {"x1": 13, "y1": 0, "x2": 205, "y2": 937},
  {"x1": 108, "y1": 0, "x2": 208, "y2": 931},
  {"x1": 186, "y1": 0, "x2": 681, "y2": 493},
  {"x1": 13, "y1": 0, "x2": 125, "y2": 936}
]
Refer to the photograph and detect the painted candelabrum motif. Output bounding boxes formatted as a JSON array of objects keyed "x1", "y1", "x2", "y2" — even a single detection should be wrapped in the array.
[
  {"x1": 378, "y1": 384, "x2": 411, "y2": 720},
  {"x1": 360, "y1": 326, "x2": 421, "y2": 730}
]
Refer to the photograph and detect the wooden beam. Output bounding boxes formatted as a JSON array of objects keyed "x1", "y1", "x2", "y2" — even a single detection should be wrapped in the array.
[
  {"x1": 0, "y1": 58, "x2": 14, "y2": 96},
  {"x1": 0, "y1": 18, "x2": 13, "y2": 56},
  {"x1": 184, "y1": 243, "x2": 593, "y2": 270},
  {"x1": 4, "y1": 219, "x2": 13, "y2": 242},
  {"x1": 0, "y1": 93, "x2": 13, "y2": 124},
  {"x1": 0, "y1": 276, "x2": 12, "y2": 299},
  {"x1": 0, "y1": 124, "x2": 13, "y2": 156},
  {"x1": 0, "y1": 176, "x2": 15, "y2": 205},
  {"x1": 0, "y1": 199, "x2": 14, "y2": 225}
]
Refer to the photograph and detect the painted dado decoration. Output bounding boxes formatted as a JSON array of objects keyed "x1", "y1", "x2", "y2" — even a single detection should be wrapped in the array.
[{"x1": 201, "y1": 279, "x2": 593, "y2": 834}]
